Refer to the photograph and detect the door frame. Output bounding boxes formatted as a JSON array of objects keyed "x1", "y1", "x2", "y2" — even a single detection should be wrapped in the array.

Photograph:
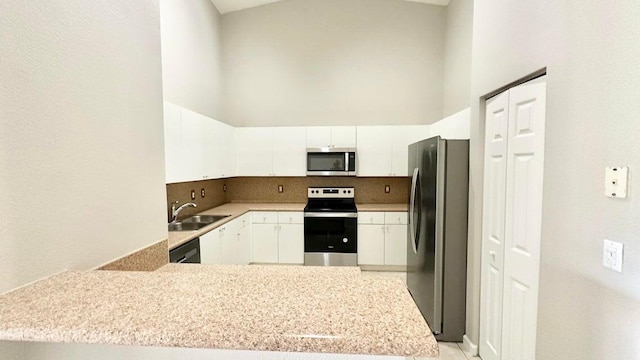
[{"x1": 477, "y1": 69, "x2": 548, "y2": 360}]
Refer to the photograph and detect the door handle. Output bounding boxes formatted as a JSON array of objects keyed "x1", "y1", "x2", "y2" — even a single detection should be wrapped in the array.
[{"x1": 409, "y1": 167, "x2": 419, "y2": 255}]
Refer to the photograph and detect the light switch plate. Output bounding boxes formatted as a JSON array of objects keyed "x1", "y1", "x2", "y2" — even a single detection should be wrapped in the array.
[
  {"x1": 604, "y1": 166, "x2": 628, "y2": 198},
  {"x1": 603, "y1": 239, "x2": 623, "y2": 273}
]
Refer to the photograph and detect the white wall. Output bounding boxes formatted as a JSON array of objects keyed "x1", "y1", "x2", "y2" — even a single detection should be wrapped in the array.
[
  {"x1": 442, "y1": 0, "x2": 473, "y2": 117},
  {"x1": 467, "y1": 1, "x2": 640, "y2": 358},
  {"x1": 160, "y1": 0, "x2": 224, "y2": 120},
  {"x1": 0, "y1": 0, "x2": 166, "y2": 295},
  {"x1": 429, "y1": 107, "x2": 469, "y2": 139},
  {"x1": 221, "y1": 0, "x2": 446, "y2": 127}
]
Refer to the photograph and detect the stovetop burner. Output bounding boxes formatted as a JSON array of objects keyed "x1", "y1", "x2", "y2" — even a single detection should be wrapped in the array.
[{"x1": 304, "y1": 187, "x2": 357, "y2": 213}]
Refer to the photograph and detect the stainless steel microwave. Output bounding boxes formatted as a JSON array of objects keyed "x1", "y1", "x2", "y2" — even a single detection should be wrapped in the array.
[{"x1": 306, "y1": 148, "x2": 356, "y2": 176}]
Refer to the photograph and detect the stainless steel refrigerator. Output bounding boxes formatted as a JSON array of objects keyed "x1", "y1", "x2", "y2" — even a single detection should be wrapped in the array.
[{"x1": 406, "y1": 136, "x2": 469, "y2": 342}]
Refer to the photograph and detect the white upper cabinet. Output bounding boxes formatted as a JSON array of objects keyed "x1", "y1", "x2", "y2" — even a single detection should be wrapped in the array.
[
  {"x1": 356, "y1": 125, "x2": 429, "y2": 177},
  {"x1": 272, "y1": 127, "x2": 306, "y2": 176},
  {"x1": 391, "y1": 125, "x2": 430, "y2": 176},
  {"x1": 180, "y1": 108, "x2": 207, "y2": 181},
  {"x1": 356, "y1": 126, "x2": 393, "y2": 176},
  {"x1": 164, "y1": 102, "x2": 237, "y2": 183},
  {"x1": 163, "y1": 102, "x2": 184, "y2": 184},
  {"x1": 306, "y1": 126, "x2": 356, "y2": 148},
  {"x1": 236, "y1": 127, "x2": 273, "y2": 176},
  {"x1": 237, "y1": 127, "x2": 306, "y2": 176},
  {"x1": 206, "y1": 120, "x2": 236, "y2": 179}
]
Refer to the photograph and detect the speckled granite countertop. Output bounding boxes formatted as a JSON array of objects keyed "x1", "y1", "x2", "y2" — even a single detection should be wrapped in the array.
[
  {"x1": 168, "y1": 203, "x2": 306, "y2": 250},
  {"x1": 169, "y1": 202, "x2": 407, "y2": 250},
  {"x1": 0, "y1": 266, "x2": 438, "y2": 357},
  {"x1": 357, "y1": 203, "x2": 408, "y2": 212}
]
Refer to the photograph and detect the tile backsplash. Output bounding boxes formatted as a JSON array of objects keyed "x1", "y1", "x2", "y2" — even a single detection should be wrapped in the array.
[{"x1": 165, "y1": 176, "x2": 409, "y2": 219}]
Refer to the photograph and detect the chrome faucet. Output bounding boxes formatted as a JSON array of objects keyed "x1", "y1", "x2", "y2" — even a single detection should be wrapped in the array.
[{"x1": 170, "y1": 201, "x2": 197, "y2": 223}]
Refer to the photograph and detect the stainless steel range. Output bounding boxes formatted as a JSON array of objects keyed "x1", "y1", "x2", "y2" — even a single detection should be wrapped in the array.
[{"x1": 303, "y1": 187, "x2": 358, "y2": 266}]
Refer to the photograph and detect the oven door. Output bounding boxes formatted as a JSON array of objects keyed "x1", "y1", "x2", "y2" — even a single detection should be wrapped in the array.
[{"x1": 304, "y1": 213, "x2": 357, "y2": 253}]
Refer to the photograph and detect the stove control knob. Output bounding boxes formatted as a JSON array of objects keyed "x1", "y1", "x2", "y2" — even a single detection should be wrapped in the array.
[
  {"x1": 343, "y1": 190, "x2": 346, "y2": 193},
  {"x1": 343, "y1": 238, "x2": 348, "y2": 243},
  {"x1": 348, "y1": 190, "x2": 352, "y2": 193}
]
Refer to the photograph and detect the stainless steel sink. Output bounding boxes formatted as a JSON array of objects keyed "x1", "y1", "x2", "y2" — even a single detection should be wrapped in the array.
[
  {"x1": 167, "y1": 214, "x2": 231, "y2": 232},
  {"x1": 168, "y1": 222, "x2": 210, "y2": 232},
  {"x1": 181, "y1": 215, "x2": 230, "y2": 224}
]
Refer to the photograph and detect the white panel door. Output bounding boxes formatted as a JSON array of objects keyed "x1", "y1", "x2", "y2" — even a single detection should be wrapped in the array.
[
  {"x1": 251, "y1": 223, "x2": 279, "y2": 263},
  {"x1": 272, "y1": 127, "x2": 306, "y2": 176},
  {"x1": 236, "y1": 127, "x2": 273, "y2": 176},
  {"x1": 277, "y1": 223, "x2": 304, "y2": 264},
  {"x1": 356, "y1": 126, "x2": 393, "y2": 176},
  {"x1": 391, "y1": 125, "x2": 430, "y2": 177},
  {"x1": 357, "y1": 224, "x2": 385, "y2": 266},
  {"x1": 479, "y1": 90, "x2": 510, "y2": 360},
  {"x1": 501, "y1": 79, "x2": 546, "y2": 360},
  {"x1": 331, "y1": 126, "x2": 357, "y2": 148},
  {"x1": 163, "y1": 102, "x2": 184, "y2": 184}
]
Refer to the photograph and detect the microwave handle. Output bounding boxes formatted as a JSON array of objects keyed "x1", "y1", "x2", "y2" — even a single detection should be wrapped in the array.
[{"x1": 345, "y1": 152, "x2": 349, "y2": 172}]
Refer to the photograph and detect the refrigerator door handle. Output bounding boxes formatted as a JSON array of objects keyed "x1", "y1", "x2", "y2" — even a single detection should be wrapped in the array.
[{"x1": 409, "y1": 167, "x2": 420, "y2": 255}]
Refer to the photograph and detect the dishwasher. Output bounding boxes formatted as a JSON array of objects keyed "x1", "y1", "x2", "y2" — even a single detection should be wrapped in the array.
[{"x1": 169, "y1": 238, "x2": 201, "y2": 263}]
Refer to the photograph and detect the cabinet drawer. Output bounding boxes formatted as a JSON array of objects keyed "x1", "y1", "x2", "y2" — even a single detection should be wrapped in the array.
[
  {"x1": 385, "y1": 212, "x2": 408, "y2": 225},
  {"x1": 251, "y1": 211, "x2": 278, "y2": 224},
  {"x1": 357, "y1": 212, "x2": 385, "y2": 224},
  {"x1": 277, "y1": 211, "x2": 304, "y2": 224}
]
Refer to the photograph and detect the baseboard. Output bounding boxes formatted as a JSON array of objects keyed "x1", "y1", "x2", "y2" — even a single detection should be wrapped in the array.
[{"x1": 461, "y1": 334, "x2": 478, "y2": 357}]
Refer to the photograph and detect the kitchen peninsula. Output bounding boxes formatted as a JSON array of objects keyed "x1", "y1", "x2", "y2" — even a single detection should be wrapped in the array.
[{"x1": 0, "y1": 264, "x2": 438, "y2": 359}]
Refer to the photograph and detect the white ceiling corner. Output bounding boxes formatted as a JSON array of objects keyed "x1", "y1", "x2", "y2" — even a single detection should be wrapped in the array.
[{"x1": 211, "y1": 0, "x2": 450, "y2": 15}]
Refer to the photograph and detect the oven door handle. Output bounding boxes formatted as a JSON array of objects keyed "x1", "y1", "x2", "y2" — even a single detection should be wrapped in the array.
[{"x1": 304, "y1": 212, "x2": 358, "y2": 218}]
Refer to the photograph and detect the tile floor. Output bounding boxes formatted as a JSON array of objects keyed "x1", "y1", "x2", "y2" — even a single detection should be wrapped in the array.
[{"x1": 361, "y1": 271, "x2": 480, "y2": 360}]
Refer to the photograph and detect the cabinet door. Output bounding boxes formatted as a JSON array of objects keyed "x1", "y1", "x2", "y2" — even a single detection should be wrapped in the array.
[
  {"x1": 278, "y1": 224, "x2": 304, "y2": 264},
  {"x1": 200, "y1": 230, "x2": 221, "y2": 265},
  {"x1": 306, "y1": 126, "x2": 332, "y2": 148},
  {"x1": 384, "y1": 224, "x2": 408, "y2": 266},
  {"x1": 384, "y1": 212, "x2": 408, "y2": 225},
  {"x1": 356, "y1": 126, "x2": 393, "y2": 176},
  {"x1": 219, "y1": 226, "x2": 238, "y2": 265},
  {"x1": 238, "y1": 224, "x2": 251, "y2": 265},
  {"x1": 180, "y1": 108, "x2": 206, "y2": 181},
  {"x1": 357, "y1": 212, "x2": 385, "y2": 225},
  {"x1": 331, "y1": 126, "x2": 357, "y2": 148},
  {"x1": 220, "y1": 123, "x2": 236, "y2": 178},
  {"x1": 252, "y1": 223, "x2": 279, "y2": 263},
  {"x1": 203, "y1": 119, "x2": 219, "y2": 179},
  {"x1": 204, "y1": 119, "x2": 236, "y2": 179},
  {"x1": 272, "y1": 127, "x2": 306, "y2": 176},
  {"x1": 236, "y1": 127, "x2": 273, "y2": 176},
  {"x1": 251, "y1": 211, "x2": 278, "y2": 224},
  {"x1": 391, "y1": 126, "x2": 430, "y2": 177},
  {"x1": 277, "y1": 211, "x2": 304, "y2": 224},
  {"x1": 357, "y1": 224, "x2": 385, "y2": 266},
  {"x1": 163, "y1": 102, "x2": 184, "y2": 184}
]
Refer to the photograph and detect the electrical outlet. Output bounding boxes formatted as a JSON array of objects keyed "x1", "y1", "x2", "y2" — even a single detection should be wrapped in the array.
[
  {"x1": 384, "y1": 185, "x2": 391, "y2": 193},
  {"x1": 223, "y1": 184, "x2": 227, "y2": 192},
  {"x1": 605, "y1": 166, "x2": 628, "y2": 198},
  {"x1": 603, "y1": 239, "x2": 624, "y2": 273},
  {"x1": 278, "y1": 185, "x2": 284, "y2": 193},
  {"x1": 190, "y1": 190, "x2": 196, "y2": 200},
  {"x1": 201, "y1": 188, "x2": 205, "y2": 198}
]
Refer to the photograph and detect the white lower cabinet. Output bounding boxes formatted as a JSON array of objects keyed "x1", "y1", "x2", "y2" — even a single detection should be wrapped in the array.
[
  {"x1": 357, "y1": 212, "x2": 408, "y2": 267},
  {"x1": 200, "y1": 214, "x2": 252, "y2": 265},
  {"x1": 251, "y1": 211, "x2": 304, "y2": 264}
]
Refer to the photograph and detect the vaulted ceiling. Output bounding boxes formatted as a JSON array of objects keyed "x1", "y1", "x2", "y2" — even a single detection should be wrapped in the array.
[{"x1": 211, "y1": 0, "x2": 450, "y2": 15}]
